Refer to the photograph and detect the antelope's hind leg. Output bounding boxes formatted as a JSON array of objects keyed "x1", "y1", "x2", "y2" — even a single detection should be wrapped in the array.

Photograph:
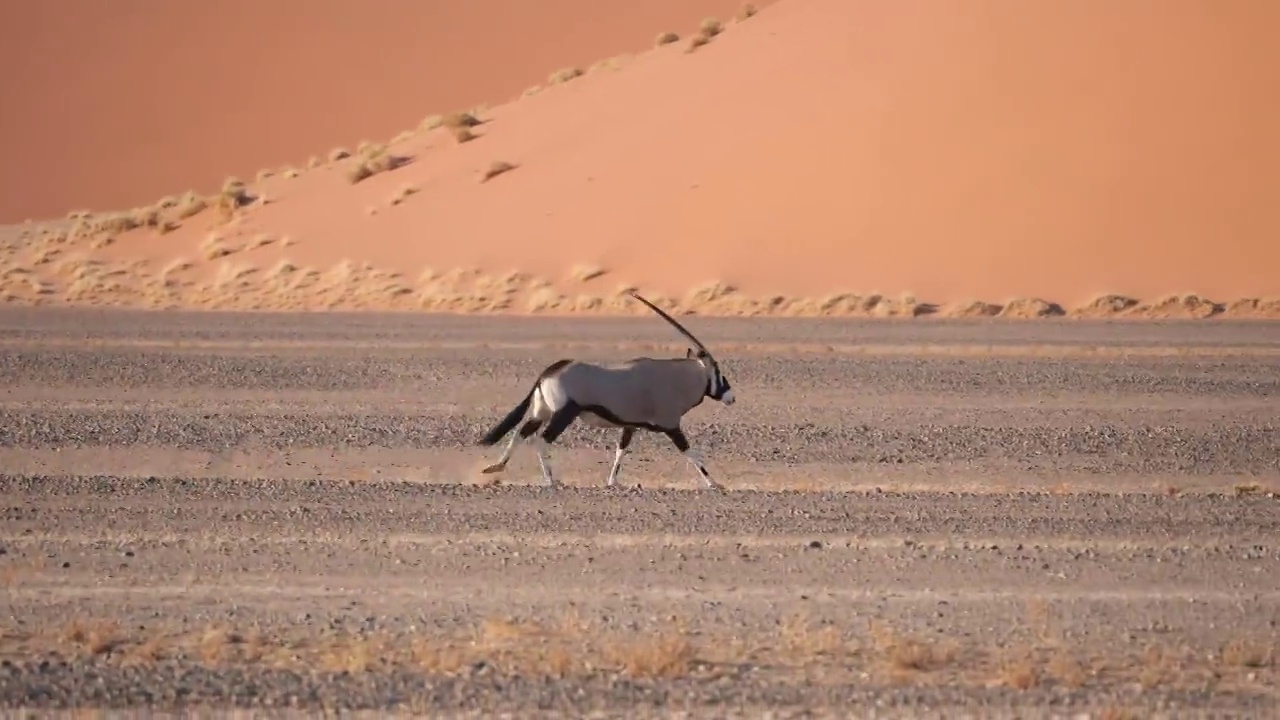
[
  {"x1": 481, "y1": 420, "x2": 543, "y2": 474},
  {"x1": 664, "y1": 428, "x2": 725, "y2": 492},
  {"x1": 606, "y1": 427, "x2": 635, "y2": 488}
]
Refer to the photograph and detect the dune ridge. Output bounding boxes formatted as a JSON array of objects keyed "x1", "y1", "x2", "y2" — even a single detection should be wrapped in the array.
[
  {"x1": 4, "y1": 0, "x2": 1279, "y2": 319},
  {"x1": 3, "y1": 221, "x2": 1277, "y2": 320}
]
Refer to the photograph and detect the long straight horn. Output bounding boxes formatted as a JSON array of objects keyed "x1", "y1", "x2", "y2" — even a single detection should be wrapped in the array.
[{"x1": 628, "y1": 291, "x2": 711, "y2": 355}]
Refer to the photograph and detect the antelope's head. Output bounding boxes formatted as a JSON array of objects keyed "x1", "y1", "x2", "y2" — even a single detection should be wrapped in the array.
[{"x1": 630, "y1": 292, "x2": 735, "y2": 406}]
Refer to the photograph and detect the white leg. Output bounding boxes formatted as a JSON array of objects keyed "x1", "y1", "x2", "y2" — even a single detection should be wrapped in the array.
[
  {"x1": 606, "y1": 447, "x2": 625, "y2": 487},
  {"x1": 481, "y1": 431, "x2": 520, "y2": 474},
  {"x1": 534, "y1": 437, "x2": 556, "y2": 488},
  {"x1": 684, "y1": 448, "x2": 724, "y2": 492},
  {"x1": 606, "y1": 428, "x2": 634, "y2": 488},
  {"x1": 666, "y1": 429, "x2": 724, "y2": 491}
]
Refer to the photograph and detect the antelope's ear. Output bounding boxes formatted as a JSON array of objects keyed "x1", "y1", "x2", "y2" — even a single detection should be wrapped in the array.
[{"x1": 687, "y1": 347, "x2": 696, "y2": 359}]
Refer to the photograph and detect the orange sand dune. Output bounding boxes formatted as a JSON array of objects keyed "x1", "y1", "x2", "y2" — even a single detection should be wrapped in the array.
[
  {"x1": 4, "y1": 0, "x2": 1280, "y2": 318},
  {"x1": 0, "y1": 0, "x2": 769, "y2": 223}
]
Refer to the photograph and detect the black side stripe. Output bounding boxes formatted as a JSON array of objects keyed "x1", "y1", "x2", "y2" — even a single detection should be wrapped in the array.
[{"x1": 578, "y1": 403, "x2": 676, "y2": 434}]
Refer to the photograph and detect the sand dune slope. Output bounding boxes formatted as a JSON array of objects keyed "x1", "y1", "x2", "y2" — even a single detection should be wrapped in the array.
[
  {"x1": 0, "y1": 0, "x2": 768, "y2": 223},
  {"x1": 4, "y1": 0, "x2": 1279, "y2": 318}
]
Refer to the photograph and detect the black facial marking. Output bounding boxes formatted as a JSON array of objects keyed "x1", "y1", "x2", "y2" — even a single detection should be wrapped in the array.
[{"x1": 706, "y1": 360, "x2": 729, "y2": 399}]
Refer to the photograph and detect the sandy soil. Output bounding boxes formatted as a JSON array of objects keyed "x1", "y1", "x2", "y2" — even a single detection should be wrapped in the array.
[
  {"x1": 1, "y1": 309, "x2": 1277, "y2": 717},
  {"x1": 4, "y1": 0, "x2": 1279, "y2": 316}
]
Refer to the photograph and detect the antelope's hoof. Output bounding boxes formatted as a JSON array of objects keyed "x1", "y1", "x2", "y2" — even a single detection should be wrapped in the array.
[{"x1": 480, "y1": 463, "x2": 506, "y2": 474}]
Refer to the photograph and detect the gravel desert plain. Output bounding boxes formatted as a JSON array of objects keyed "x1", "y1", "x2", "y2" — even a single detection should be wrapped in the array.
[
  {"x1": 2, "y1": 309, "x2": 1280, "y2": 719},
  {"x1": 3, "y1": 0, "x2": 1280, "y2": 718}
]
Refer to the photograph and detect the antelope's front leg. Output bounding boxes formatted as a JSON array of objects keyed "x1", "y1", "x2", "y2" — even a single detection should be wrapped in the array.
[
  {"x1": 606, "y1": 428, "x2": 635, "y2": 487},
  {"x1": 664, "y1": 428, "x2": 725, "y2": 492}
]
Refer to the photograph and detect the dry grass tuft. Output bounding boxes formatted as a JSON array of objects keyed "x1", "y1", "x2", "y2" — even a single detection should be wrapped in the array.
[
  {"x1": 62, "y1": 618, "x2": 127, "y2": 656},
  {"x1": 1221, "y1": 637, "x2": 1274, "y2": 668},
  {"x1": 998, "y1": 297, "x2": 1066, "y2": 319},
  {"x1": 686, "y1": 16, "x2": 725, "y2": 53},
  {"x1": 655, "y1": 31, "x2": 680, "y2": 46},
  {"x1": 994, "y1": 648, "x2": 1041, "y2": 690},
  {"x1": 478, "y1": 617, "x2": 546, "y2": 645},
  {"x1": 126, "y1": 635, "x2": 169, "y2": 665},
  {"x1": 548, "y1": 67, "x2": 584, "y2": 85},
  {"x1": 347, "y1": 164, "x2": 376, "y2": 184},
  {"x1": 94, "y1": 212, "x2": 142, "y2": 235},
  {"x1": 685, "y1": 280, "x2": 738, "y2": 305},
  {"x1": 390, "y1": 184, "x2": 421, "y2": 205},
  {"x1": 944, "y1": 299, "x2": 1003, "y2": 318},
  {"x1": 604, "y1": 631, "x2": 695, "y2": 678},
  {"x1": 409, "y1": 636, "x2": 472, "y2": 676},
  {"x1": 870, "y1": 622, "x2": 956, "y2": 677},
  {"x1": 25, "y1": 276, "x2": 54, "y2": 295},
  {"x1": 1222, "y1": 297, "x2": 1280, "y2": 317},
  {"x1": 256, "y1": 168, "x2": 274, "y2": 182},
  {"x1": 248, "y1": 233, "x2": 275, "y2": 250},
  {"x1": 1138, "y1": 645, "x2": 1181, "y2": 689},
  {"x1": 480, "y1": 160, "x2": 517, "y2": 183},
  {"x1": 174, "y1": 191, "x2": 209, "y2": 220},
  {"x1": 736, "y1": 3, "x2": 758, "y2": 21},
  {"x1": 442, "y1": 112, "x2": 481, "y2": 130},
  {"x1": 1047, "y1": 654, "x2": 1088, "y2": 688},
  {"x1": 267, "y1": 259, "x2": 298, "y2": 279},
  {"x1": 212, "y1": 180, "x2": 255, "y2": 223},
  {"x1": 889, "y1": 636, "x2": 953, "y2": 672},
  {"x1": 161, "y1": 258, "x2": 193, "y2": 278},
  {"x1": 196, "y1": 626, "x2": 237, "y2": 665},
  {"x1": 591, "y1": 55, "x2": 632, "y2": 74},
  {"x1": 129, "y1": 206, "x2": 160, "y2": 230},
  {"x1": 778, "y1": 613, "x2": 847, "y2": 662},
  {"x1": 29, "y1": 244, "x2": 60, "y2": 265},
  {"x1": 569, "y1": 264, "x2": 607, "y2": 282},
  {"x1": 200, "y1": 234, "x2": 237, "y2": 260},
  {"x1": 450, "y1": 126, "x2": 478, "y2": 144},
  {"x1": 328, "y1": 147, "x2": 352, "y2": 162},
  {"x1": 1140, "y1": 293, "x2": 1224, "y2": 319},
  {"x1": 318, "y1": 633, "x2": 391, "y2": 674},
  {"x1": 347, "y1": 152, "x2": 411, "y2": 184},
  {"x1": 1076, "y1": 293, "x2": 1141, "y2": 317}
]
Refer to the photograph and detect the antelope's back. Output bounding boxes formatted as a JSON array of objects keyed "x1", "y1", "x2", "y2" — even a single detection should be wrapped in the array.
[{"x1": 558, "y1": 358, "x2": 691, "y2": 426}]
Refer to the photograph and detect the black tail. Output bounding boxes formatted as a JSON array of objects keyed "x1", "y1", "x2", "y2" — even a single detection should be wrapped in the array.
[
  {"x1": 478, "y1": 386, "x2": 536, "y2": 446},
  {"x1": 477, "y1": 359, "x2": 573, "y2": 446}
]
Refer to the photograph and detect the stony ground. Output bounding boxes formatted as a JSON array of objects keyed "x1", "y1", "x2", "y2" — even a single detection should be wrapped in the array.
[{"x1": 0, "y1": 308, "x2": 1277, "y2": 718}]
